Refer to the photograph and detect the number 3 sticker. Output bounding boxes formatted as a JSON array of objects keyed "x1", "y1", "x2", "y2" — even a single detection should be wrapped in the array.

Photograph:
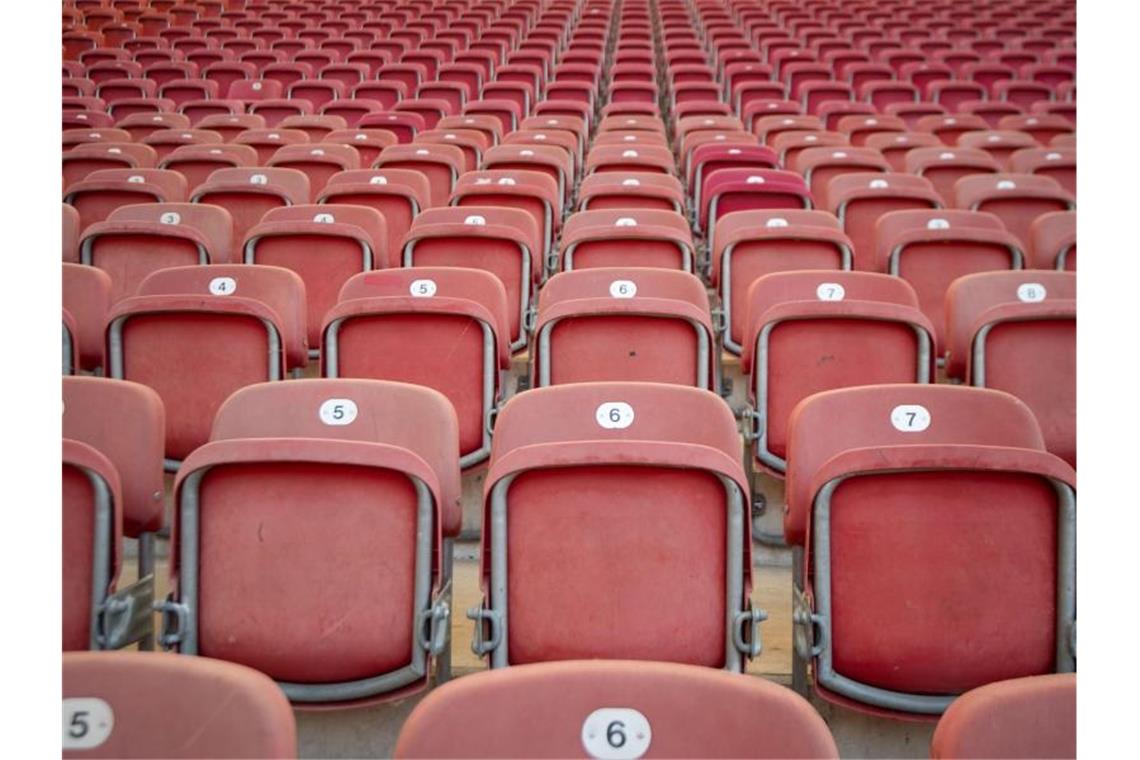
[
  {"x1": 581, "y1": 708, "x2": 652, "y2": 759},
  {"x1": 890, "y1": 404, "x2": 931, "y2": 432},
  {"x1": 596, "y1": 402, "x2": 634, "y2": 429},
  {"x1": 63, "y1": 698, "x2": 114, "y2": 750},
  {"x1": 319, "y1": 398, "x2": 358, "y2": 426}
]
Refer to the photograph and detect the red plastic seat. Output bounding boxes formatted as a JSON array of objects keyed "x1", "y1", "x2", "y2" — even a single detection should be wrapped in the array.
[
  {"x1": 865, "y1": 131, "x2": 943, "y2": 171},
  {"x1": 559, "y1": 209, "x2": 696, "y2": 274},
  {"x1": 322, "y1": 268, "x2": 510, "y2": 468},
  {"x1": 373, "y1": 144, "x2": 465, "y2": 207},
  {"x1": 190, "y1": 167, "x2": 311, "y2": 243},
  {"x1": 227, "y1": 78, "x2": 285, "y2": 103},
  {"x1": 402, "y1": 207, "x2": 540, "y2": 351},
  {"x1": 164, "y1": 378, "x2": 458, "y2": 704},
  {"x1": 142, "y1": 128, "x2": 225, "y2": 162},
  {"x1": 958, "y1": 130, "x2": 1040, "y2": 170},
  {"x1": 243, "y1": 204, "x2": 387, "y2": 350},
  {"x1": 483, "y1": 144, "x2": 574, "y2": 210},
  {"x1": 115, "y1": 112, "x2": 193, "y2": 141},
  {"x1": 266, "y1": 143, "x2": 362, "y2": 197},
  {"x1": 233, "y1": 127, "x2": 310, "y2": 164},
  {"x1": 63, "y1": 143, "x2": 160, "y2": 191},
  {"x1": 712, "y1": 210, "x2": 855, "y2": 354},
  {"x1": 577, "y1": 172, "x2": 686, "y2": 214},
  {"x1": 394, "y1": 660, "x2": 837, "y2": 759},
  {"x1": 63, "y1": 128, "x2": 134, "y2": 150},
  {"x1": 63, "y1": 204, "x2": 81, "y2": 263},
  {"x1": 826, "y1": 173, "x2": 943, "y2": 268},
  {"x1": 250, "y1": 97, "x2": 314, "y2": 128},
  {"x1": 742, "y1": 271, "x2": 934, "y2": 474},
  {"x1": 450, "y1": 170, "x2": 560, "y2": 267},
  {"x1": 278, "y1": 114, "x2": 349, "y2": 142},
  {"x1": 904, "y1": 146, "x2": 1002, "y2": 206},
  {"x1": 160, "y1": 144, "x2": 259, "y2": 189},
  {"x1": 785, "y1": 384, "x2": 1075, "y2": 716},
  {"x1": 415, "y1": 128, "x2": 491, "y2": 172},
  {"x1": 953, "y1": 174, "x2": 1075, "y2": 248},
  {"x1": 107, "y1": 264, "x2": 308, "y2": 463},
  {"x1": 1009, "y1": 147, "x2": 1076, "y2": 197},
  {"x1": 702, "y1": 169, "x2": 813, "y2": 243},
  {"x1": 1030, "y1": 211, "x2": 1076, "y2": 271},
  {"x1": 64, "y1": 168, "x2": 188, "y2": 231},
  {"x1": 794, "y1": 146, "x2": 891, "y2": 205},
  {"x1": 62, "y1": 264, "x2": 113, "y2": 372},
  {"x1": 358, "y1": 111, "x2": 428, "y2": 144},
  {"x1": 321, "y1": 129, "x2": 399, "y2": 168},
  {"x1": 998, "y1": 114, "x2": 1074, "y2": 146},
  {"x1": 471, "y1": 382, "x2": 761, "y2": 670},
  {"x1": 63, "y1": 651, "x2": 297, "y2": 759},
  {"x1": 317, "y1": 169, "x2": 431, "y2": 269},
  {"x1": 946, "y1": 270, "x2": 1076, "y2": 467},
  {"x1": 532, "y1": 268, "x2": 717, "y2": 391},
  {"x1": 931, "y1": 674, "x2": 1075, "y2": 760}
]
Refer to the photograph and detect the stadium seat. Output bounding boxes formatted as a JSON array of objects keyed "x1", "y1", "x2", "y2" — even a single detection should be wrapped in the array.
[
  {"x1": 954, "y1": 174, "x2": 1075, "y2": 249},
  {"x1": 322, "y1": 268, "x2": 510, "y2": 468},
  {"x1": 190, "y1": 167, "x2": 311, "y2": 244},
  {"x1": 1009, "y1": 147, "x2": 1076, "y2": 197},
  {"x1": 931, "y1": 674, "x2": 1076, "y2": 759},
  {"x1": 742, "y1": 271, "x2": 934, "y2": 475},
  {"x1": 470, "y1": 382, "x2": 763, "y2": 670},
  {"x1": 63, "y1": 651, "x2": 297, "y2": 758},
  {"x1": 142, "y1": 128, "x2": 225, "y2": 162},
  {"x1": 416, "y1": 128, "x2": 491, "y2": 172},
  {"x1": 484, "y1": 144, "x2": 575, "y2": 210},
  {"x1": 826, "y1": 173, "x2": 943, "y2": 268},
  {"x1": 450, "y1": 170, "x2": 561, "y2": 268},
  {"x1": 905, "y1": 146, "x2": 1002, "y2": 206},
  {"x1": 402, "y1": 207, "x2": 540, "y2": 351},
  {"x1": 945, "y1": 270, "x2": 1076, "y2": 467},
  {"x1": 794, "y1": 146, "x2": 891, "y2": 205},
  {"x1": 785, "y1": 383, "x2": 1075, "y2": 716},
  {"x1": 957, "y1": 130, "x2": 1040, "y2": 170},
  {"x1": 106, "y1": 264, "x2": 308, "y2": 465},
  {"x1": 243, "y1": 204, "x2": 387, "y2": 351},
  {"x1": 1030, "y1": 211, "x2": 1077, "y2": 271},
  {"x1": 64, "y1": 168, "x2": 189, "y2": 230},
  {"x1": 702, "y1": 169, "x2": 813, "y2": 242},
  {"x1": 233, "y1": 127, "x2": 311, "y2": 164},
  {"x1": 116, "y1": 112, "x2": 193, "y2": 141},
  {"x1": 713, "y1": 210, "x2": 855, "y2": 354},
  {"x1": 162, "y1": 379, "x2": 458, "y2": 703},
  {"x1": 323, "y1": 128, "x2": 399, "y2": 167},
  {"x1": 864, "y1": 131, "x2": 943, "y2": 172},
  {"x1": 559, "y1": 209, "x2": 696, "y2": 275},
  {"x1": 62, "y1": 264, "x2": 112, "y2": 372},
  {"x1": 63, "y1": 143, "x2": 160, "y2": 191},
  {"x1": 160, "y1": 144, "x2": 259, "y2": 189},
  {"x1": 266, "y1": 143, "x2": 362, "y2": 197},
  {"x1": 395, "y1": 660, "x2": 838, "y2": 759},
  {"x1": 374, "y1": 143, "x2": 465, "y2": 207},
  {"x1": 532, "y1": 268, "x2": 717, "y2": 391},
  {"x1": 577, "y1": 172, "x2": 686, "y2": 213},
  {"x1": 998, "y1": 114, "x2": 1075, "y2": 146},
  {"x1": 63, "y1": 203, "x2": 81, "y2": 264}
]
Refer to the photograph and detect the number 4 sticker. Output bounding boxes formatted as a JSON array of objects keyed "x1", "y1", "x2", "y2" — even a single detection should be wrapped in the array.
[{"x1": 581, "y1": 708, "x2": 652, "y2": 760}]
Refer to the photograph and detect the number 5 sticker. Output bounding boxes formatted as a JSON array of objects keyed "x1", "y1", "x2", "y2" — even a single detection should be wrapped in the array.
[
  {"x1": 581, "y1": 707, "x2": 652, "y2": 759},
  {"x1": 596, "y1": 402, "x2": 634, "y2": 429},
  {"x1": 319, "y1": 398, "x2": 358, "y2": 426},
  {"x1": 63, "y1": 698, "x2": 114, "y2": 750}
]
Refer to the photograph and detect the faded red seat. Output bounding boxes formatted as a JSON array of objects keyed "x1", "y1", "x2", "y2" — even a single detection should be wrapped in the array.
[
  {"x1": 165, "y1": 379, "x2": 459, "y2": 704},
  {"x1": 374, "y1": 143, "x2": 465, "y2": 206},
  {"x1": 63, "y1": 204, "x2": 81, "y2": 263},
  {"x1": 864, "y1": 131, "x2": 943, "y2": 171},
  {"x1": 450, "y1": 170, "x2": 560, "y2": 269},
  {"x1": 1030, "y1": 211, "x2": 1076, "y2": 271},
  {"x1": 232, "y1": 127, "x2": 310, "y2": 164},
  {"x1": 107, "y1": 265, "x2": 308, "y2": 463},
  {"x1": 794, "y1": 146, "x2": 890, "y2": 205},
  {"x1": 713, "y1": 210, "x2": 855, "y2": 354},
  {"x1": 1009, "y1": 147, "x2": 1076, "y2": 197},
  {"x1": 318, "y1": 169, "x2": 431, "y2": 269},
  {"x1": 115, "y1": 112, "x2": 193, "y2": 141},
  {"x1": 532, "y1": 268, "x2": 717, "y2": 391},
  {"x1": 577, "y1": 172, "x2": 686, "y2": 214},
  {"x1": 322, "y1": 268, "x2": 510, "y2": 468},
  {"x1": 483, "y1": 144, "x2": 575, "y2": 210},
  {"x1": 63, "y1": 651, "x2": 297, "y2": 758},
  {"x1": 904, "y1": 146, "x2": 1002, "y2": 206},
  {"x1": 62, "y1": 264, "x2": 112, "y2": 372},
  {"x1": 63, "y1": 143, "x2": 159, "y2": 191},
  {"x1": 266, "y1": 142, "x2": 362, "y2": 197},
  {"x1": 243, "y1": 204, "x2": 387, "y2": 350},
  {"x1": 190, "y1": 167, "x2": 311, "y2": 243},
  {"x1": 702, "y1": 169, "x2": 813, "y2": 243},
  {"x1": 953, "y1": 174, "x2": 1074, "y2": 249},
  {"x1": 471, "y1": 382, "x2": 762, "y2": 670},
  {"x1": 742, "y1": 271, "x2": 934, "y2": 474},
  {"x1": 958, "y1": 129, "x2": 1040, "y2": 170},
  {"x1": 395, "y1": 660, "x2": 837, "y2": 759},
  {"x1": 559, "y1": 209, "x2": 696, "y2": 274},
  {"x1": 946, "y1": 270, "x2": 1076, "y2": 467},
  {"x1": 826, "y1": 172, "x2": 943, "y2": 268},
  {"x1": 65, "y1": 168, "x2": 188, "y2": 230},
  {"x1": 931, "y1": 674, "x2": 1076, "y2": 759},
  {"x1": 159, "y1": 143, "x2": 259, "y2": 189},
  {"x1": 785, "y1": 385, "x2": 1075, "y2": 717},
  {"x1": 322, "y1": 128, "x2": 399, "y2": 167}
]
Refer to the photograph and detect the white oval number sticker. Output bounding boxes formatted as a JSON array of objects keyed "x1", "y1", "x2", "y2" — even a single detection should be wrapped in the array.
[
  {"x1": 581, "y1": 707, "x2": 652, "y2": 760},
  {"x1": 891, "y1": 404, "x2": 931, "y2": 432},
  {"x1": 609, "y1": 280, "x2": 637, "y2": 298},
  {"x1": 63, "y1": 698, "x2": 114, "y2": 750},
  {"x1": 816, "y1": 283, "x2": 845, "y2": 301},
  {"x1": 209, "y1": 277, "x2": 236, "y2": 295},
  {"x1": 410, "y1": 279, "x2": 437, "y2": 297},
  {"x1": 1017, "y1": 283, "x2": 1047, "y2": 303},
  {"x1": 596, "y1": 402, "x2": 634, "y2": 430},
  {"x1": 319, "y1": 398, "x2": 358, "y2": 426}
]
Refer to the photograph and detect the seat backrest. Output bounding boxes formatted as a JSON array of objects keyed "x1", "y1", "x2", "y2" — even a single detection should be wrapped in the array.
[
  {"x1": 62, "y1": 264, "x2": 113, "y2": 372},
  {"x1": 1030, "y1": 210, "x2": 1076, "y2": 270},
  {"x1": 96, "y1": 201, "x2": 235, "y2": 264},
  {"x1": 931, "y1": 674, "x2": 1076, "y2": 759},
  {"x1": 63, "y1": 651, "x2": 297, "y2": 759},
  {"x1": 394, "y1": 660, "x2": 838, "y2": 759}
]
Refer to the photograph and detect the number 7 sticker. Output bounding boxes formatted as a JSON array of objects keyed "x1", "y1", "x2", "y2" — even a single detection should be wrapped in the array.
[{"x1": 890, "y1": 404, "x2": 931, "y2": 432}]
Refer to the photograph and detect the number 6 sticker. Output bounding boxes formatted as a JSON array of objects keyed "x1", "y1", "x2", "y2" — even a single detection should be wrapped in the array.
[
  {"x1": 581, "y1": 707, "x2": 652, "y2": 759},
  {"x1": 596, "y1": 402, "x2": 634, "y2": 429},
  {"x1": 609, "y1": 280, "x2": 637, "y2": 298},
  {"x1": 319, "y1": 398, "x2": 358, "y2": 426},
  {"x1": 890, "y1": 404, "x2": 931, "y2": 432}
]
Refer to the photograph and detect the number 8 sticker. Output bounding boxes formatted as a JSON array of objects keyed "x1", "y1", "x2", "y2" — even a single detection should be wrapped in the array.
[{"x1": 596, "y1": 402, "x2": 634, "y2": 429}]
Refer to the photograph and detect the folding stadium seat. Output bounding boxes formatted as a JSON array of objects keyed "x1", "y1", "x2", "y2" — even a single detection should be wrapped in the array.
[
  {"x1": 233, "y1": 128, "x2": 309, "y2": 165},
  {"x1": 451, "y1": 171, "x2": 560, "y2": 269},
  {"x1": 64, "y1": 651, "x2": 296, "y2": 756},
  {"x1": 598, "y1": 114, "x2": 665, "y2": 137},
  {"x1": 394, "y1": 660, "x2": 838, "y2": 759},
  {"x1": 242, "y1": 204, "x2": 387, "y2": 352},
  {"x1": 995, "y1": 79, "x2": 1054, "y2": 112},
  {"x1": 63, "y1": 96, "x2": 109, "y2": 114},
  {"x1": 559, "y1": 209, "x2": 696, "y2": 275},
  {"x1": 159, "y1": 379, "x2": 457, "y2": 703},
  {"x1": 62, "y1": 143, "x2": 159, "y2": 191},
  {"x1": 1030, "y1": 211, "x2": 1077, "y2": 271},
  {"x1": 321, "y1": 268, "x2": 510, "y2": 469},
  {"x1": 65, "y1": 169, "x2": 189, "y2": 232},
  {"x1": 190, "y1": 167, "x2": 310, "y2": 244},
  {"x1": 78, "y1": 202, "x2": 234, "y2": 305},
  {"x1": 904, "y1": 145, "x2": 1002, "y2": 206},
  {"x1": 395, "y1": 98, "x2": 454, "y2": 131},
  {"x1": 961, "y1": 100, "x2": 1027, "y2": 129},
  {"x1": 248, "y1": 97, "x2": 313, "y2": 128},
  {"x1": 179, "y1": 98, "x2": 248, "y2": 126},
  {"x1": 998, "y1": 114, "x2": 1074, "y2": 146},
  {"x1": 321, "y1": 129, "x2": 399, "y2": 168},
  {"x1": 827, "y1": 173, "x2": 943, "y2": 268},
  {"x1": 97, "y1": 77, "x2": 158, "y2": 107},
  {"x1": 785, "y1": 384, "x2": 1075, "y2": 717},
  {"x1": 577, "y1": 173, "x2": 686, "y2": 214},
  {"x1": 531, "y1": 268, "x2": 717, "y2": 392},
  {"x1": 928, "y1": 79, "x2": 988, "y2": 112},
  {"x1": 63, "y1": 376, "x2": 164, "y2": 652},
  {"x1": 874, "y1": 210, "x2": 1028, "y2": 356},
  {"x1": 482, "y1": 144, "x2": 574, "y2": 210},
  {"x1": 141, "y1": 128, "x2": 225, "y2": 162},
  {"x1": 357, "y1": 111, "x2": 431, "y2": 144},
  {"x1": 742, "y1": 271, "x2": 934, "y2": 475},
  {"x1": 954, "y1": 174, "x2": 1075, "y2": 249},
  {"x1": 468, "y1": 382, "x2": 762, "y2": 669},
  {"x1": 416, "y1": 81, "x2": 471, "y2": 115},
  {"x1": 945, "y1": 270, "x2": 1076, "y2": 466},
  {"x1": 833, "y1": 114, "x2": 905, "y2": 148},
  {"x1": 931, "y1": 674, "x2": 1075, "y2": 760},
  {"x1": 115, "y1": 112, "x2": 193, "y2": 141},
  {"x1": 794, "y1": 146, "x2": 891, "y2": 206},
  {"x1": 227, "y1": 79, "x2": 285, "y2": 105},
  {"x1": 1009, "y1": 148, "x2": 1076, "y2": 197},
  {"x1": 266, "y1": 143, "x2": 362, "y2": 197},
  {"x1": 62, "y1": 264, "x2": 112, "y2": 373},
  {"x1": 157, "y1": 78, "x2": 220, "y2": 109},
  {"x1": 701, "y1": 170, "x2": 813, "y2": 244},
  {"x1": 63, "y1": 204, "x2": 81, "y2": 264},
  {"x1": 712, "y1": 211, "x2": 855, "y2": 355},
  {"x1": 203, "y1": 61, "x2": 259, "y2": 98},
  {"x1": 464, "y1": 98, "x2": 524, "y2": 133},
  {"x1": 373, "y1": 144, "x2": 465, "y2": 207},
  {"x1": 107, "y1": 265, "x2": 307, "y2": 465},
  {"x1": 415, "y1": 129, "x2": 491, "y2": 173},
  {"x1": 316, "y1": 169, "x2": 431, "y2": 270},
  {"x1": 278, "y1": 115, "x2": 348, "y2": 143},
  {"x1": 64, "y1": 110, "x2": 117, "y2": 130},
  {"x1": 159, "y1": 144, "x2": 259, "y2": 190},
  {"x1": 957, "y1": 130, "x2": 1041, "y2": 170}
]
